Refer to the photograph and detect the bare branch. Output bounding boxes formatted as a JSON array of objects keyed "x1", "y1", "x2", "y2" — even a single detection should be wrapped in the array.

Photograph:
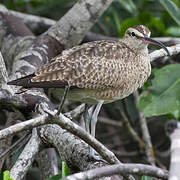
[
  {"x1": 0, "y1": 114, "x2": 48, "y2": 140},
  {"x1": 98, "y1": 117, "x2": 122, "y2": 128},
  {"x1": 37, "y1": 148, "x2": 59, "y2": 179},
  {"x1": 64, "y1": 103, "x2": 85, "y2": 120},
  {"x1": 0, "y1": 110, "x2": 26, "y2": 170},
  {"x1": 150, "y1": 44, "x2": 180, "y2": 61},
  {"x1": 165, "y1": 120, "x2": 180, "y2": 180},
  {"x1": 10, "y1": 129, "x2": 41, "y2": 180},
  {"x1": 62, "y1": 163, "x2": 168, "y2": 180},
  {"x1": 114, "y1": 104, "x2": 145, "y2": 150},
  {"x1": 9, "y1": 7, "x2": 55, "y2": 33},
  {"x1": 0, "y1": 51, "x2": 8, "y2": 84},
  {"x1": 0, "y1": 106, "x2": 120, "y2": 164},
  {"x1": 0, "y1": 133, "x2": 30, "y2": 162},
  {"x1": 153, "y1": 37, "x2": 180, "y2": 45}
]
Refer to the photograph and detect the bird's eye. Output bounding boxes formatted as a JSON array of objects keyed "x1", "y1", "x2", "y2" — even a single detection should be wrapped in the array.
[{"x1": 131, "y1": 32, "x2": 136, "y2": 37}]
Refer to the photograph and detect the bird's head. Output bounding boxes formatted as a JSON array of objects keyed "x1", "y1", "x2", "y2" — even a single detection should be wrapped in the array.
[{"x1": 123, "y1": 25, "x2": 170, "y2": 56}]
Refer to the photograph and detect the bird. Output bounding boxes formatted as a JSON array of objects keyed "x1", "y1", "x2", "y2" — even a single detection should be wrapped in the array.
[{"x1": 8, "y1": 25, "x2": 170, "y2": 159}]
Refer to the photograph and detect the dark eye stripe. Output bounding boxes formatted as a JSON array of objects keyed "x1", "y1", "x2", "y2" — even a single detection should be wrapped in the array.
[{"x1": 127, "y1": 31, "x2": 136, "y2": 37}]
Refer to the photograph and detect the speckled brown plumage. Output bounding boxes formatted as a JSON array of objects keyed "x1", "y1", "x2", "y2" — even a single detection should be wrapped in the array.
[{"x1": 9, "y1": 25, "x2": 167, "y2": 104}]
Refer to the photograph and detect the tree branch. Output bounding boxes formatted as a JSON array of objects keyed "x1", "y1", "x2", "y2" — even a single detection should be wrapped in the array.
[
  {"x1": 149, "y1": 44, "x2": 180, "y2": 61},
  {"x1": 165, "y1": 120, "x2": 180, "y2": 180},
  {"x1": 0, "y1": 105, "x2": 120, "y2": 165},
  {"x1": 10, "y1": 129, "x2": 41, "y2": 180},
  {"x1": 37, "y1": 148, "x2": 59, "y2": 179},
  {"x1": 62, "y1": 163, "x2": 168, "y2": 180}
]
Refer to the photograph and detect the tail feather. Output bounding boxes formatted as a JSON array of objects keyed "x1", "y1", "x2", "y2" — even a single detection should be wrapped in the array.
[{"x1": 7, "y1": 74, "x2": 68, "y2": 88}]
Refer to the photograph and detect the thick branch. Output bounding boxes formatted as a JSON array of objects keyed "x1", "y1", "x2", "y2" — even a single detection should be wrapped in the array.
[
  {"x1": 10, "y1": 129, "x2": 41, "y2": 180},
  {"x1": 37, "y1": 148, "x2": 59, "y2": 179},
  {"x1": 45, "y1": 0, "x2": 114, "y2": 48},
  {"x1": 166, "y1": 120, "x2": 180, "y2": 180},
  {"x1": 0, "y1": 107, "x2": 120, "y2": 165}
]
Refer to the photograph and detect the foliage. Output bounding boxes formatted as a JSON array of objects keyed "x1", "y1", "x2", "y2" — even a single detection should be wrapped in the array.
[
  {"x1": 94, "y1": 0, "x2": 180, "y2": 38},
  {"x1": 138, "y1": 64, "x2": 180, "y2": 118},
  {"x1": 4, "y1": 0, "x2": 180, "y2": 37},
  {"x1": 159, "y1": 0, "x2": 180, "y2": 26},
  {"x1": 0, "y1": 171, "x2": 13, "y2": 180},
  {"x1": 61, "y1": 161, "x2": 69, "y2": 178}
]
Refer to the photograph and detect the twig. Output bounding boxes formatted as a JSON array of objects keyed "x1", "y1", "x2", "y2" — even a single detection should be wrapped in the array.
[
  {"x1": 115, "y1": 105, "x2": 145, "y2": 149},
  {"x1": 0, "y1": 132, "x2": 31, "y2": 160},
  {"x1": 98, "y1": 117, "x2": 122, "y2": 128},
  {"x1": 64, "y1": 103, "x2": 85, "y2": 120},
  {"x1": 134, "y1": 91, "x2": 155, "y2": 166},
  {"x1": 62, "y1": 163, "x2": 168, "y2": 180}
]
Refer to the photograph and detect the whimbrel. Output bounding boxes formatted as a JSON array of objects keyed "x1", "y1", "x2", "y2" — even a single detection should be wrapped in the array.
[{"x1": 8, "y1": 25, "x2": 170, "y2": 159}]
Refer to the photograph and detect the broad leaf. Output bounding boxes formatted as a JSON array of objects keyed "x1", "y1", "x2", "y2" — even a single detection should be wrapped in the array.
[
  {"x1": 166, "y1": 26, "x2": 180, "y2": 36},
  {"x1": 117, "y1": 0, "x2": 137, "y2": 15},
  {"x1": 138, "y1": 64, "x2": 180, "y2": 117},
  {"x1": 159, "y1": 0, "x2": 180, "y2": 26}
]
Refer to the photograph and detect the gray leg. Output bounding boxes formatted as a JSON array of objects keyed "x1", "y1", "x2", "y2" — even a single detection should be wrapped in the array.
[
  {"x1": 83, "y1": 104, "x2": 92, "y2": 134},
  {"x1": 56, "y1": 86, "x2": 70, "y2": 116},
  {"x1": 91, "y1": 100, "x2": 104, "y2": 137},
  {"x1": 90, "y1": 100, "x2": 104, "y2": 159}
]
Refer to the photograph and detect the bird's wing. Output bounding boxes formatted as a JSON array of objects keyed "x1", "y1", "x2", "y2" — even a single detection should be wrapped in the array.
[{"x1": 9, "y1": 40, "x2": 136, "y2": 89}]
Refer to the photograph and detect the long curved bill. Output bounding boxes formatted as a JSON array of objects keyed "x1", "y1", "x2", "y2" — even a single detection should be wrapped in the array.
[{"x1": 142, "y1": 37, "x2": 170, "y2": 56}]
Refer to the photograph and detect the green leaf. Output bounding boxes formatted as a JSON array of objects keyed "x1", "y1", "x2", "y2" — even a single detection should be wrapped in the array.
[
  {"x1": 166, "y1": 26, "x2": 180, "y2": 36},
  {"x1": 117, "y1": 0, "x2": 137, "y2": 15},
  {"x1": 3, "y1": 171, "x2": 13, "y2": 180},
  {"x1": 138, "y1": 11, "x2": 153, "y2": 24},
  {"x1": 159, "y1": 0, "x2": 180, "y2": 26},
  {"x1": 138, "y1": 64, "x2": 180, "y2": 117},
  {"x1": 45, "y1": 174, "x2": 61, "y2": 180},
  {"x1": 61, "y1": 161, "x2": 69, "y2": 178},
  {"x1": 141, "y1": 176, "x2": 153, "y2": 180}
]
